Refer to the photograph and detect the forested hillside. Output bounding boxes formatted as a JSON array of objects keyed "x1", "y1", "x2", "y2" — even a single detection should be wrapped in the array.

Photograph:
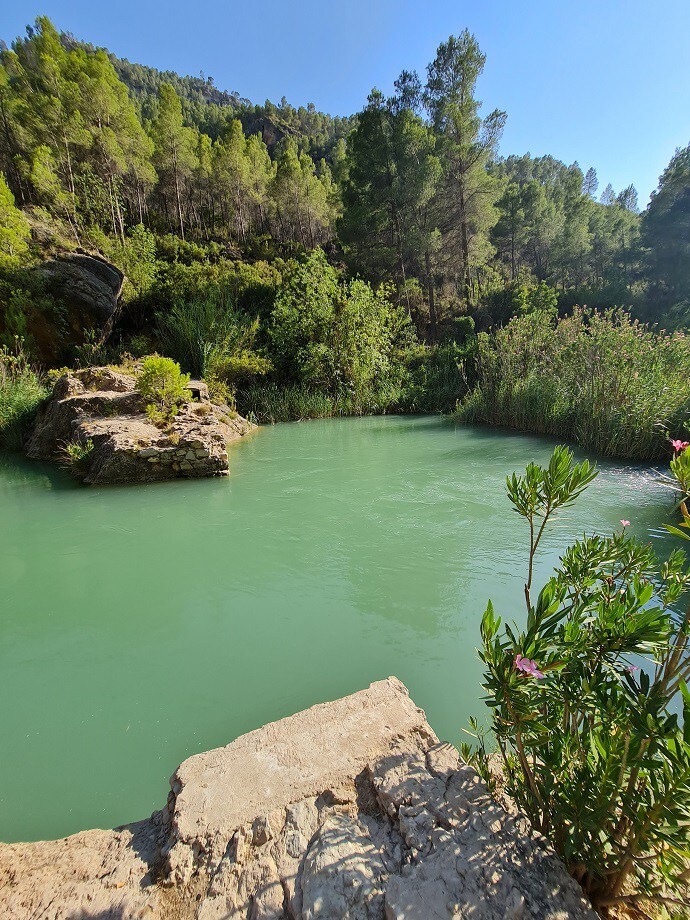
[{"x1": 1, "y1": 16, "x2": 690, "y2": 451}]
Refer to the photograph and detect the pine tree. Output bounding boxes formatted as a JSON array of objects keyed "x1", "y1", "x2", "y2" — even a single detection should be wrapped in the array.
[
  {"x1": 339, "y1": 87, "x2": 440, "y2": 329},
  {"x1": 424, "y1": 32, "x2": 506, "y2": 306},
  {"x1": 0, "y1": 171, "x2": 30, "y2": 268},
  {"x1": 149, "y1": 83, "x2": 198, "y2": 238}
]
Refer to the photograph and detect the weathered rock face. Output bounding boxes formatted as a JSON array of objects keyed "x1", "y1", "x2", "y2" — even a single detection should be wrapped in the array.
[
  {"x1": 25, "y1": 366, "x2": 254, "y2": 485},
  {"x1": 0, "y1": 679, "x2": 596, "y2": 920},
  {"x1": 26, "y1": 251, "x2": 125, "y2": 364},
  {"x1": 33, "y1": 251, "x2": 124, "y2": 327}
]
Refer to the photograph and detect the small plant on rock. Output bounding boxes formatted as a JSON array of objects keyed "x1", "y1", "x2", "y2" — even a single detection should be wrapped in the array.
[
  {"x1": 466, "y1": 446, "x2": 690, "y2": 915},
  {"x1": 136, "y1": 356, "x2": 191, "y2": 426},
  {"x1": 59, "y1": 437, "x2": 94, "y2": 478}
]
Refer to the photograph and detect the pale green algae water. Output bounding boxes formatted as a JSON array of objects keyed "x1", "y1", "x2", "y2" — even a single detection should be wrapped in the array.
[{"x1": 0, "y1": 416, "x2": 676, "y2": 842}]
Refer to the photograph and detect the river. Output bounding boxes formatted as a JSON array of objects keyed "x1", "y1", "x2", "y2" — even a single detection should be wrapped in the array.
[{"x1": 0, "y1": 416, "x2": 674, "y2": 841}]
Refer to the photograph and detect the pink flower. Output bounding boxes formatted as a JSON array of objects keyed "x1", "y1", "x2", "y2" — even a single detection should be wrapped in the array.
[
  {"x1": 620, "y1": 520, "x2": 631, "y2": 528},
  {"x1": 671, "y1": 439, "x2": 690, "y2": 453},
  {"x1": 515, "y1": 654, "x2": 546, "y2": 680},
  {"x1": 626, "y1": 664, "x2": 640, "y2": 674}
]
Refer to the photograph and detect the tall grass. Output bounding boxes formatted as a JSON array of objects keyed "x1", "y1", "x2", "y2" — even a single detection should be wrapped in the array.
[
  {"x1": 237, "y1": 380, "x2": 410, "y2": 423},
  {"x1": 0, "y1": 344, "x2": 48, "y2": 449},
  {"x1": 156, "y1": 294, "x2": 260, "y2": 378},
  {"x1": 238, "y1": 383, "x2": 336, "y2": 423},
  {"x1": 456, "y1": 307, "x2": 690, "y2": 460}
]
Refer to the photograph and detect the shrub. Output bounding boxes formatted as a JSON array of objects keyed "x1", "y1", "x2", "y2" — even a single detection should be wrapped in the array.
[
  {"x1": 400, "y1": 342, "x2": 471, "y2": 413},
  {"x1": 136, "y1": 356, "x2": 190, "y2": 425},
  {"x1": 456, "y1": 307, "x2": 690, "y2": 460},
  {"x1": 466, "y1": 446, "x2": 690, "y2": 913},
  {"x1": 269, "y1": 248, "x2": 413, "y2": 396},
  {"x1": 58, "y1": 437, "x2": 94, "y2": 478},
  {"x1": 156, "y1": 293, "x2": 264, "y2": 380},
  {"x1": 0, "y1": 341, "x2": 48, "y2": 449}
]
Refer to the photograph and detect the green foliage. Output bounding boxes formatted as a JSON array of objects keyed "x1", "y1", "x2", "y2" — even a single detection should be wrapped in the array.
[
  {"x1": 156, "y1": 292, "x2": 265, "y2": 380},
  {"x1": 468, "y1": 447, "x2": 690, "y2": 912},
  {"x1": 339, "y1": 87, "x2": 440, "y2": 330},
  {"x1": 269, "y1": 249, "x2": 412, "y2": 396},
  {"x1": 643, "y1": 144, "x2": 690, "y2": 321},
  {"x1": 456, "y1": 308, "x2": 690, "y2": 459},
  {"x1": 0, "y1": 341, "x2": 48, "y2": 449},
  {"x1": 103, "y1": 224, "x2": 157, "y2": 299},
  {"x1": 238, "y1": 383, "x2": 338, "y2": 423},
  {"x1": 58, "y1": 436, "x2": 94, "y2": 478},
  {"x1": 0, "y1": 174, "x2": 31, "y2": 269},
  {"x1": 136, "y1": 355, "x2": 190, "y2": 424},
  {"x1": 399, "y1": 342, "x2": 470, "y2": 412}
]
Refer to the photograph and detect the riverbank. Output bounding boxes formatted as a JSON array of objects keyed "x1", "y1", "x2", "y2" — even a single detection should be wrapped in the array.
[{"x1": 0, "y1": 678, "x2": 595, "y2": 920}]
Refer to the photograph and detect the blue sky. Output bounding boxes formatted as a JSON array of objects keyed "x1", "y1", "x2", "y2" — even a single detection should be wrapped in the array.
[{"x1": 2, "y1": 0, "x2": 689, "y2": 206}]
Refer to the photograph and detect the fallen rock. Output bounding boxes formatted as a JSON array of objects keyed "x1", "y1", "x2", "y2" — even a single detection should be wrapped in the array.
[
  {"x1": 25, "y1": 366, "x2": 254, "y2": 485},
  {"x1": 0, "y1": 679, "x2": 596, "y2": 919}
]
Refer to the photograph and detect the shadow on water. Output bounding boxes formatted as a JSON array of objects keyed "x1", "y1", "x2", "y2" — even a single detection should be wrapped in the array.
[{"x1": 0, "y1": 451, "x2": 79, "y2": 491}]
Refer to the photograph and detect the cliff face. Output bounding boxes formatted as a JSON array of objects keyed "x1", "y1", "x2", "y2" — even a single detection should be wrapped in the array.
[{"x1": 0, "y1": 679, "x2": 596, "y2": 919}]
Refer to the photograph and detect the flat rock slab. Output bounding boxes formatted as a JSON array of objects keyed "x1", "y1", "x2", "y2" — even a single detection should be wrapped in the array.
[{"x1": 0, "y1": 679, "x2": 596, "y2": 919}]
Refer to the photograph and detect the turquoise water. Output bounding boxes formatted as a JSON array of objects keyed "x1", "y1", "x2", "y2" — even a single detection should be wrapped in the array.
[{"x1": 0, "y1": 416, "x2": 675, "y2": 842}]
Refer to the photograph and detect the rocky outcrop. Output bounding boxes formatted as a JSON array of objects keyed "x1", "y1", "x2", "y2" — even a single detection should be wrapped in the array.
[
  {"x1": 25, "y1": 251, "x2": 125, "y2": 364},
  {"x1": 25, "y1": 366, "x2": 254, "y2": 485},
  {"x1": 0, "y1": 678, "x2": 596, "y2": 920},
  {"x1": 33, "y1": 250, "x2": 124, "y2": 328}
]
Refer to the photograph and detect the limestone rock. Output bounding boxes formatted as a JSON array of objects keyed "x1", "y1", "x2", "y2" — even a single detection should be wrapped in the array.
[
  {"x1": 0, "y1": 679, "x2": 597, "y2": 919},
  {"x1": 27, "y1": 251, "x2": 125, "y2": 364},
  {"x1": 25, "y1": 366, "x2": 255, "y2": 485}
]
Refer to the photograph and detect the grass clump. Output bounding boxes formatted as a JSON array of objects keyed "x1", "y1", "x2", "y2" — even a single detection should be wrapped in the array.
[
  {"x1": 0, "y1": 342, "x2": 48, "y2": 449},
  {"x1": 136, "y1": 356, "x2": 191, "y2": 426},
  {"x1": 238, "y1": 383, "x2": 336, "y2": 423},
  {"x1": 58, "y1": 437, "x2": 94, "y2": 478},
  {"x1": 456, "y1": 307, "x2": 690, "y2": 460}
]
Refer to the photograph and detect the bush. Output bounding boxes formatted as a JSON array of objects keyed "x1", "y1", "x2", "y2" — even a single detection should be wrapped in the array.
[
  {"x1": 58, "y1": 437, "x2": 94, "y2": 478},
  {"x1": 400, "y1": 342, "x2": 472, "y2": 413},
  {"x1": 0, "y1": 342, "x2": 48, "y2": 449},
  {"x1": 456, "y1": 307, "x2": 690, "y2": 460},
  {"x1": 466, "y1": 446, "x2": 690, "y2": 913},
  {"x1": 269, "y1": 248, "x2": 413, "y2": 396},
  {"x1": 156, "y1": 293, "x2": 265, "y2": 380},
  {"x1": 136, "y1": 356, "x2": 190, "y2": 424}
]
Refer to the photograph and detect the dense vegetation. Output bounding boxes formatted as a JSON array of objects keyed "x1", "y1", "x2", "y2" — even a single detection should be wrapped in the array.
[
  {"x1": 1, "y1": 16, "x2": 689, "y2": 457},
  {"x1": 467, "y1": 447, "x2": 690, "y2": 915},
  {"x1": 456, "y1": 307, "x2": 690, "y2": 460}
]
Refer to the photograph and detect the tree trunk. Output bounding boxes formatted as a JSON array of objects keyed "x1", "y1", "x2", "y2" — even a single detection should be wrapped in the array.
[{"x1": 425, "y1": 250, "x2": 438, "y2": 342}]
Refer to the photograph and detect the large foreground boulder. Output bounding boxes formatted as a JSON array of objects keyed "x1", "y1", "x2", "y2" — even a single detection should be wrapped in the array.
[
  {"x1": 0, "y1": 678, "x2": 596, "y2": 919},
  {"x1": 25, "y1": 366, "x2": 254, "y2": 485}
]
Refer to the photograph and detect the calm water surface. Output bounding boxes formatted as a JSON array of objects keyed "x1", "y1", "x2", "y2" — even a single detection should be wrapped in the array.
[{"x1": 0, "y1": 416, "x2": 675, "y2": 841}]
